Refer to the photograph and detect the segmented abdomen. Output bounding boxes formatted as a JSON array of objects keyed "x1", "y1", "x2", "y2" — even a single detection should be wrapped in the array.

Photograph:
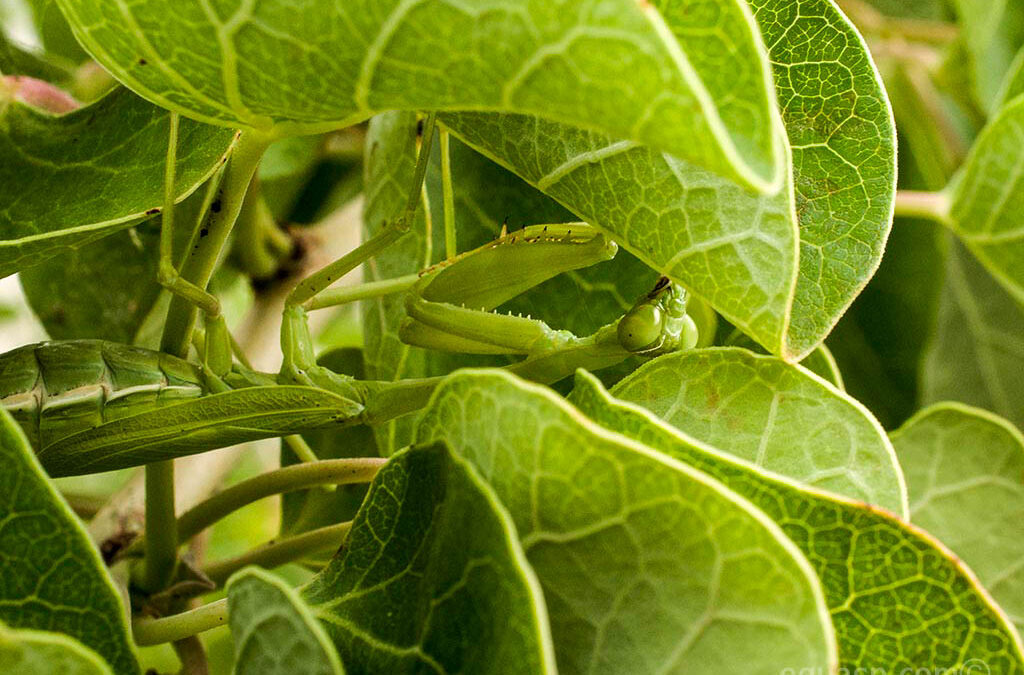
[{"x1": 0, "y1": 340, "x2": 208, "y2": 451}]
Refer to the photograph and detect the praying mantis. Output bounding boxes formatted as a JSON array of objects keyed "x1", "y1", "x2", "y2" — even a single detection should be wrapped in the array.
[{"x1": 0, "y1": 118, "x2": 700, "y2": 479}]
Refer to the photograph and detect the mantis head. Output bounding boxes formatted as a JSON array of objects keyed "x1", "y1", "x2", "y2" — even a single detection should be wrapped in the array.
[{"x1": 617, "y1": 277, "x2": 700, "y2": 355}]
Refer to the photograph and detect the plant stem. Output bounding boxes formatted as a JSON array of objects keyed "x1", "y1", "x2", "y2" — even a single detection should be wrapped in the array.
[
  {"x1": 440, "y1": 127, "x2": 457, "y2": 259},
  {"x1": 143, "y1": 460, "x2": 177, "y2": 592},
  {"x1": 161, "y1": 129, "x2": 273, "y2": 356},
  {"x1": 893, "y1": 190, "x2": 951, "y2": 223},
  {"x1": 233, "y1": 178, "x2": 294, "y2": 280},
  {"x1": 133, "y1": 599, "x2": 228, "y2": 646},
  {"x1": 305, "y1": 274, "x2": 418, "y2": 311},
  {"x1": 283, "y1": 434, "x2": 320, "y2": 465},
  {"x1": 203, "y1": 522, "x2": 352, "y2": 586},
  {"x1": 177, "y1": 459, "x2": 384, "y2": 542},
  {"x1": 287, "y1": 113, "x2": 437, "y2": 309}
]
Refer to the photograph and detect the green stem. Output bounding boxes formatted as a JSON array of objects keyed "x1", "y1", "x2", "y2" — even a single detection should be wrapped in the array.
[
  {"x1": 133, "y1": 599, "x2": 228, "y2": 646},
  {"x1": 287, "y1": 113, "x2": 438, "y2": 309},
  {"x1": 893, "y1": 190, "x2": 951, "y2": 223},
  {"x1": 305, "y1": 274, "x2": 418, "y2": 311},
  {"x1": 440, "y1": 127, "x2": 457, "y2": 259},
  {"x1": 161, "y1": 129, "x2": 273, "y2": 356},
  {"x1": 144, "y1": 460, "x2": 177, "y2": 592},
  {"x1": 203, "y1": 522, "x2": 352, "y2": 586},
  {"x1": 233, "y1": 178, "x2": 294, "y2": 280},
  {"x1": 283, "y1": 434, "x2": 320, "y2": 465},
  {"x1": 177, "y1": 458, "x2": 383, "y2": 542}
]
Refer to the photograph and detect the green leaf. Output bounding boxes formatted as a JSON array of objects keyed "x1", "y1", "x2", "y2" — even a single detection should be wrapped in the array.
[
  {"x1": 721, "y1": 330, "x2": 845, "y2": 389},
  {"x1": 827, "y1": 219, "x2": 945, "y2": 429},
  {"x1": 922, "y1": 239, "x2": 1024, "y2": 431},
  {"x1": 603, "y1": 347, "x2": 906, "y2": 514},
  {"x1": 892, "y1": 402, "x2": 1024, "y2": 637},
  {"x1": 19, "y1": 186, "x2": 203, "y2": 342},
  {"x1": 950, "y1": 0, "x2": 1024, "y2": 113},
  {"x1": 946, "y1": 95, "x2": 1024, "y2": 302},
  {"x1": 797, "y1": 343, "x2": 843, "y2": 388},
  {"x1": 303, "y1": 441, "x2": 556, "y2": 674},
  {"x1": 54, "y1": 0, "x2": 782, "y2": 192},
  {"x1": 0, "y1": 623, "x2": 114, "y2": 674},
  {"x1": 444, "y1": 0, "x2": 896, "y2": 360},
  {"x1": 0, "y1": 86, "x2": 236, "y2": 280},
  {"x1": 227, "y1": 567, "x2": 344, "y2": 675},
  {"x1": 0, "y1": 31, "x2": 73, "y2": 82},
  {"x1": 416, "y1": 370, "x2": 836, "y2": 675},
  {"x1": 24, "y1": 0, "x2": 88, "y2": 64},
  {"x1": 997, "y1": 48, "x2": 1024, "y2": 110},
  {"x1": 570, "y1": 369, "x2": 1024, "y2": 673},
  {"x1": 0, "y1": 408, "x2": 138, "y2": 674}
]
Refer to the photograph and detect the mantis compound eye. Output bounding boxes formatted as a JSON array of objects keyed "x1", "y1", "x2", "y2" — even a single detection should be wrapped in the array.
[
  {"x1": 679, "y1": 314, "x2": 700, "y2": 351},
  {"x1": 618, "y1": 304, "x2": 665, "y2": 353}
]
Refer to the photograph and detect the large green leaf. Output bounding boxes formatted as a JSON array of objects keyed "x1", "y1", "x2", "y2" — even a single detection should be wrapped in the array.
[
  {"x1": 0, "y1": 86, "x2": 235, "y2": 279},
  {"x1": 0, "y1": 31, "x2": 73, "y2": 83},
  {"x1": 605, "y1": 347, "x2": 906, "y2": 514},
  {"x1": 996, "y1": 48, "x2": 1024, "y2": 110},
  {"x1": 946, "y1": 95, "x2": 1024, "y2": 302},
  {"x1": 24, "y1": 0, "x2": 88, "y2": 64},
  {"x1": 892, "y1": 403, "x2": 1024, "y2": 637},
  {"x1": 54, "y1": 0, "x2": 782, "y2": 192},
  {"x1": 416, "y1": 370, "x2": 836, "y2": 675},
  {"x1": 922, "y1": 239, "x2": 1024, "y2": 430},
  {"x1": 950, "y1": 0, "x2": 1024, "y2": 113},
  {"x1": 227, "y1": 567, "x2": 344, "y2": 675},
  {"x1": 0, "y1": 408, "x2": 138, "y2": 674},
  {"x1": 444, "y1": 0, "x2": 896, "y2": 360},
  {"x1": 18, "y1": 185, "x2": 205, "y2": 343},
  {"x1": 303, "y1": 441, "x2": 556, "y2": 674},
  {"x1": 0, "y1": 624, "x2": 113, "y2": 674},
  {"x1": 570, "y1": 369, "x2": 1024, "y2": 673}
]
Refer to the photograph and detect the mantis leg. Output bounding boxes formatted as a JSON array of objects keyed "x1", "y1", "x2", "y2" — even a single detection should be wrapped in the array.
[
  {"x1": 156, "y1": 112, "x2": 233, "y2": 379},
  {"x1": 285, "y1": 113, "x2": 438, "y2": 311}
]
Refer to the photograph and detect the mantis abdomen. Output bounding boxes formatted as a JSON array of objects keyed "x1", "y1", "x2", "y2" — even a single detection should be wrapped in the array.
[
  {"x1": 0, "y1": 339, "x2": 367, "y2": 477},
  {"x1": 0, "y1": 340, "x2": 210, "y2": 452}
]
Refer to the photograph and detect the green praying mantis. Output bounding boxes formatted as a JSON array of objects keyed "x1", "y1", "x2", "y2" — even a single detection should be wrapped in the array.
[{"x1": 0, "y1": 118, "x2": 700, "y2": 478}]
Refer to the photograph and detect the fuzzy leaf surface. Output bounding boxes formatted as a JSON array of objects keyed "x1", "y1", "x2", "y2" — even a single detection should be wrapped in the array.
[
  {"x1": 227, "y1": 567, "x2": 344, "y2": 675},
  {"x1": 947, "y1": 96, "x2": 1024, "y2": 302},
  {"x1": 0, "y1": 87, "x2": 235, "y2": 279},
  {"x1": 416, "y1": 370, "x2": 836, "y2": 675},
  {"x1": 922, "y1": 239, "x2": 1024, "y2": 431},
  {"x1": 605, "y1": 347, "x2": 906, "y2": 514},
  {"x1": 55, "y1": 0, "x2": 782, "y2": 191},
  {"x1": 303, "y1": 442, "x2": 556, "y2": 675},
  {"x1": 0, "y1": 409, "x2": 137, "y2": 674},
  {"x1": 570, "y1": 370, "x2": 1024, "y2": 673},
  {"x1": 0, "y1": 624, "x2": 113, "y2": 675},
  {"x1": 444, "y1": 0, "x2": 896, "y2": 359},
  {"x1": 893, "y1": 403, "x2": 1024, "y2": 637}
]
